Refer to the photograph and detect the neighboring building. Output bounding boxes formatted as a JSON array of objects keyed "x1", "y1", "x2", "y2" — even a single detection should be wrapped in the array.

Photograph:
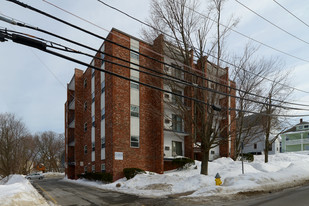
[
  {"x1": 241, "y1": 114, "x2": 280, "y2": 155},
  {"x1": 65, "y1": 28, "x2": 236, "y2": 181},
  {"x1": 281, "y1": 119, "x2": 309, "y2": 153}
]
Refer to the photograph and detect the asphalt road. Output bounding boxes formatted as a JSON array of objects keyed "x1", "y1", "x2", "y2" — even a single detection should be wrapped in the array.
[
  {"x1": 31, "y1": 177, "x2": 196, "y2": 206},
  {"x1": 31, "y1": 177, "x2": 309, "y2": 206}
]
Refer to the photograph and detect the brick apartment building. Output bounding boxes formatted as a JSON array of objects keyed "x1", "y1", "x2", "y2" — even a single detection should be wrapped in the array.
[{"x1": 65, "y1": 28, "x2": 236, "y2": 181}]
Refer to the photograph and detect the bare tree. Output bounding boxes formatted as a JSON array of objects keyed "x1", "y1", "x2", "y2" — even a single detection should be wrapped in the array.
[
  {"x1": 143, "y1": 0, "x2": 238, "y2": 175},
  {"x1": 0, "y1": 113, "x2": 29, "y2": 176},
  {"x1": 35, "y1": 131, "x2": 64, "y2": 172},
  {"x1": 259, "y1": 66, "x2": 292, "y2": 163}
]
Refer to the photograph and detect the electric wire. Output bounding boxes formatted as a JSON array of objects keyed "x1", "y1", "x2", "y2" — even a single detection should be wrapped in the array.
[
  {"x1": 2, "y1": 1, "x2": 309, "y2": 108},
  {"x1": 92, "y1": 0, "x2": 309, "y2": 99},
  {"x1": 2, "y1": 22, "x2": 309, "y2": 112},
  {"x1": 272, "y1": 0, "x2": 309, "y2": 29},
  {"x1": 9, "y1": 1, "x2": 309, "y2": 108},
  {"x1": 2, "y1": 29, "x2": 309, "y2": 117},
  {"x1": 235, "y1": 0, "x2": 309, "y2": 46}
]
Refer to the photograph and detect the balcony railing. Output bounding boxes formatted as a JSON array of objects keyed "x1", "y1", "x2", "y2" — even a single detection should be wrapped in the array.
[
  {"x1": 68, "y1": 98, "x2": 75, "y2": 110},
  {"x1": 68, "y1": 114, "x2": 75, "y2": 128}
]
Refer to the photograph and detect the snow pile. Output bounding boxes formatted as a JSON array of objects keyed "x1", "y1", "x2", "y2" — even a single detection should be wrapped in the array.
[
  {"x1": 0, "y1": 175, "x2": 48, "y2": 206},
  {"x1": 43, "y1": 172, "x2": 65, "y2": 178},
  {"x1": 65, "y1": 152, "x2": 309, "y2": 198}
]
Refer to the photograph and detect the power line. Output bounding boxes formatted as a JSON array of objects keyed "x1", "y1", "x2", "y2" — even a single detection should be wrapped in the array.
[
  {"x1": 235, "y1": 0, "x2": 309, "y2": 46},
  {"x1": 92, "y1": 0, "x2": 309, "y2": 96},
  {"x1": 2, "y1": 12, "x2": 309, "y2": 112},
  {"x1": 31, "y1": 1, "x2": 309, "y2": 104},
  {"x1": 2, "y1": 29, "x2": 309, "y2": 117},
  {"x1": 3, "y1": 1, "x2": 309, "y2": 108},
  {"x1": 272, "y1": 0, "x2": 309, "y2": 29}
]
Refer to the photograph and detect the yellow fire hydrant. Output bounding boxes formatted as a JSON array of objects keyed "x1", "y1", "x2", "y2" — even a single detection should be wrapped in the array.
[{"x1": 215, "y1": 173, "x2": 222, "y2": 186}]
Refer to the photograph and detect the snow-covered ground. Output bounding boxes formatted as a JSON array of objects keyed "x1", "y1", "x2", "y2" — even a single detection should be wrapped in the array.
[
  {"x1": 65, "y1": 152, "x2": 309, "y2": 198},
  {"x1": 0, "y1": 175, "x2": 48, "y2": 206}
]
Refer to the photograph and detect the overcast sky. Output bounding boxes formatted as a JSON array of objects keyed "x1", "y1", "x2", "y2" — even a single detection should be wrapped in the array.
[{"x1": 1, "y1": 0, "x2": 309, "y2": 134}]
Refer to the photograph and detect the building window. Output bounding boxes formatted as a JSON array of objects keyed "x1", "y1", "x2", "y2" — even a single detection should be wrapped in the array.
[
  {"x1": 164, "y1": 94, "x2": 170, "y2": 99},
  {"x1": 84, "y1": 145, "x2": 87, "y2": 154},
  {"x1": 84, "y1": 102, "x2": 87, "y2": 111},
  {"x1": 172, "y1": 63, "x2": 182, "y2": 79},
  {"x1": 172, "y1": 114, "x2": 183, "y2": 132},
  {"x1": 211, "y1": 151, "x2": 215, "y2": 154},
  {"x1": 172, "y1": 89, "x2": 182, "y2": 103},
  {"x1": 165, "y1": 146, "x2": 170, "y2": 151},
  {"x1": 91, "y1": 92, "x2": 95, "y2": 103},
  {"x1": 84, "y1": 166, "x2": 87, "y2": 173},
  {"x1": 130, "y1": 51, "x2": 139, "y2": 61},
  {"x1": 172, "y1": 141, "x2": 182, "y2": 156},
  {"x1": 305, "y1": 125, "x2": 309, "y2": 128},
  {"x1": 101, "y1": 137, "x2": 105, "y2": 148},
  {"x1": 101, "y1": 164, "x2": 106, "y2": 172},
  {"x1": 165, "y1": 119, "x2": 170, "y2": 124},
  {"x1": 92, "y1": 165, "x2": 95, "y2": 173},
  {"x1": 101, "y1": 81, "x2": 105, "y2": 93},
  {"x1": 268, "y1": 144, "x2": 272, "y2": 151},
  {"x1": 101, "y1": 108, "x2": 105, "y2": 120},
  {"x1": 84, "y1": 78, "x2": 87, "y2": 88},
  {"x1": 130, "y1": 76, "x2": 139, "y2": 89},
  {"x1": 254, "y1": 143, "x2": 257, "y2": 149},
  {"x1": 130, "y1": 105, "x2": 139, "y2": 117},
  {"x1": 92, "y1": 116, "x2": 95, "y2": 127},
  {"x1": 131, "y1": 136, "x2": 139, "y2": 148},
  {"x1": 101, "y1": 53, "x2": 105, "y2": 66},
  {"x1": 92, "y1": 69, "x2": 95, "y2": 78},
  {"x1": 84, "y1": 122, "x2": 87, "y2": 132},
  {"x1": 92, "y1": 142, "x2": 95, "y2": 151}
]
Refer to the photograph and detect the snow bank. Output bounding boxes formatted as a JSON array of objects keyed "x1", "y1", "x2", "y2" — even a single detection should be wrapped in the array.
[
  {"x1": 65, "y1": 152, "x2": 309, "y2": 198},
  {"x1": 0, "y1": 175, "x2": 48, "y2": 206}
]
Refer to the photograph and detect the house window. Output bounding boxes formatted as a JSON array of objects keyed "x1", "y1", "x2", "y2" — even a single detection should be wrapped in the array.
[
  {"x1": 172, "y1": 141, "x2": 182, "y2": 156},
  {"x1": 84, "y1": 166, "x2": 87, "y2": 173},
  {"x1": 254, "y1": 143, "x2": 257, "y2": 149},
  {"x1": 101, "y1": 81, "x2": 105, "y2": 93},
  {"x1": 172, "y1": 89, "x2": 182, "y2": 103},
  {"x1": 172, "y1": 114, "x2": 183, "y2": 132},
  {"x1": 130, "y1": 105, "x2": 139, "y2": 117},
  {"x1": 92, "y1": 165, "x2": 95, "y2": 173},
  {"x1": 84, "y1": 102, "x2": 87, "y2": 111},
  {"x1": 84, "y1": 122, "x2": 87, "y2": 132},
  {"x1": 165, "y1": 146, "x2": 170, "y2": 151},
  {"x1": 92, "y1": 69, "x2": 95, "y2": 78},
  {"x1": 92, "y1": 116, "x2": 95, "y2": 127},
  {"x1": 304, "y1": 125, "x2": 308, "y2": 128},
  {"x1": 84, "y1": 78, "x2": 87, "y2": 88},
  {"x1": 130, "y1": 76, "x2": 139, "y2": 89},
  {"x1": 268, "y1": 145, "x2": 272, "y2": 151},
  {"x1": 91, "y1": 92, "x2": 95, "y2": 103},
  {"x1": 131, "y1": 136, "x2": 139, "y2": 148},
  {"x1": 210, "y1": 151, "x2": 215, "y2": 154},
  {"x1": 164, "y1": 94, "x2": 170, "y2": 99},
  {"x1": 92, "y1": 142, "x2": 95, "y2": 151},
  {"x1": 101, "y1": 137, "x2": 105, "y2": 148},
  {"x1": 101, "y1": 164, "x2": 106, "y2": 172},
  {"x1": 101, "y1": 108, "x2": 105, "y2": 120},
  {"x1": 165, "y1": 119, "x2": 170, "y2": 124},
  {"x1": 84, "y1": 145, "x2": 87, "y2": 154}
]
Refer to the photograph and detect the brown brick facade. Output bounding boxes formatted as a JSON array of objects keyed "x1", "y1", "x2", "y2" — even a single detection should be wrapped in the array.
[{"x1": 65, "y1": 28, "x2": 236, "y2": 181}]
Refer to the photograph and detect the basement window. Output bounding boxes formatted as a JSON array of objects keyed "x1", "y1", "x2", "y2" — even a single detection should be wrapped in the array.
[{"x1": 101, "y1": 164, "x2": 106, "y2": 172}]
